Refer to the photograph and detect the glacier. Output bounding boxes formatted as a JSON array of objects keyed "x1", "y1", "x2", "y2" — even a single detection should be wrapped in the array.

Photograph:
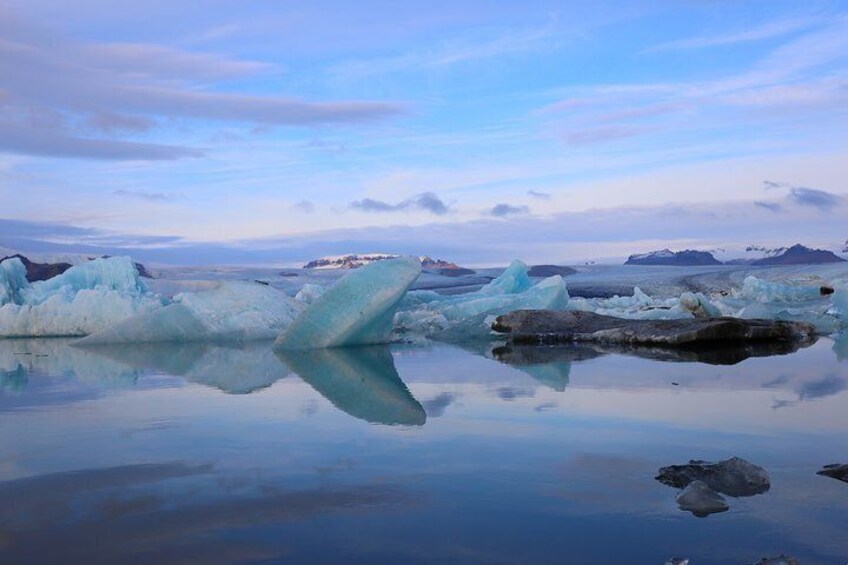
[
  {"x1": 394, "y1": 260, "x2": 568, "y2": 340},
  {"x1": 275, "y1": 256, "x2": 422, "y2": 349},
  {"x1": 77, "y1": 281, "x2": 303, "y2": 344},
  {"x1": 0, "y1": 256, "x2": 164, "y2": 338}
]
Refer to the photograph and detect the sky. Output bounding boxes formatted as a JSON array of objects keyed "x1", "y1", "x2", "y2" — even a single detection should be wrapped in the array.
[{"x1": 1, "y1": 0, "x2": 847, "y2": 265}]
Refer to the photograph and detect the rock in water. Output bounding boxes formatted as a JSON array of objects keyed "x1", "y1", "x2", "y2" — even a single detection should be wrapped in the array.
[
  {"x1": 492, "y1": 310, "x2": 815, "y2": 346},
  {"x1": 675, "y1": 480, "x2": 729, "y2": 517},
  {"x1": 275, "y1": 256, "x2": 421, "y2": 349},
  {"x1": 656, "y1": 457, "x2": 770, "y2": 497},
  {"x1": 816, "y1": 463, "x2": 848, "y2": 483},
  {"x1": 528, "y1": 264, "x2": 577, "y2": 277}
]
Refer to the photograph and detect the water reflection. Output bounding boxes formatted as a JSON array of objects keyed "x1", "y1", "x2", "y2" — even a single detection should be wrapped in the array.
[{"x1": 277, "y1": 346, "x2": 426, "y2": 426}]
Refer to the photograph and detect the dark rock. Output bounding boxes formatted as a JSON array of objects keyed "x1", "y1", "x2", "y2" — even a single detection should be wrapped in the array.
[
  {"x1": 752, "y1": 556, "x2": 799, "y2": 565},
  {"x1": 492, "y1": 310, "x2": 816, "y2": 347},
  {"x1": 820, "y1": 286, "x2": 834, "y2": 296},
  {"x1": 279, "y1": 272, "x2": 300, "y2": 277},
  {"x1": 528, "y1": 264, "x2": 577, "y2": 277},
  {"x1": 625, "y1": 249, "x2": 721, "y2": 266},
  {"x1": 253, "y1": 279, "x2": 270, "y2": 286},
  {"x1": 656, "y1": 457, "x2": 770, "y2": 497},
  {"x1": 816, "y1": 463, "x2": 848, "y2": 483},
  {"x1": 427, "y1": 267, "x2": 477, "y2": 277},
  {"x1": 751, "y1": 244, "x2": 845, "y2": 266},
  {"x1": 675, "y1": 480, "x2": 729, "y2": 517},
  {"x1": 0, "y1": 254, "x2": 72, "y2": 282}
]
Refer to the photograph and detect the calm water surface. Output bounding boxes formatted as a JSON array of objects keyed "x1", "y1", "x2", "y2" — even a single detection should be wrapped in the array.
[{"x1": 1, "y1": 335, "x2": 847, "y2": 564}]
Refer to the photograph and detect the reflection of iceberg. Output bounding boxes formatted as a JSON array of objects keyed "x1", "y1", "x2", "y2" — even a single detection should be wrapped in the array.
[
  {"x1": 0, "y1": 257, "x2": 163, "y2": 337},
  {"x1": 834, "y1": 332, "x2": 848, "y2": 362},
  {"x1": 276, "y1": 257, "x2": 421, "y2": 349},
  {"x1": 80, "y1": 341, "x2": 290, "y2": 394},
  {"x1": 77, "y1": 282, "x2": 303, "y2": 344},
  {"x1": 488, "y1": 344, "x2": 582, "y2": 392},
  {"x1": 395, "y1": 260, "x2": 568, "y2": 340},
  {"x1": 277, "y1": 346, "x2": 426, "y2": 426}
]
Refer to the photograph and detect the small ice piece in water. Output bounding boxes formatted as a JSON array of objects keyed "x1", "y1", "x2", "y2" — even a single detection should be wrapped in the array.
[
  {"x1": 275, "y1": 256, "x2": 422, "y2": 349},
  {"x1": 77, "y1": 281, "x2": 303, "y2": 344},
  {"x1": 675, "y1": 480, "x2": 729, "y2": 517}
]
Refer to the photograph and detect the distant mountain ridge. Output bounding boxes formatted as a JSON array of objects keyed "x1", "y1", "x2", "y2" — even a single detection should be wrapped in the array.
[
  {"x1": 625, "y1": 249, "x2": 722, "y2": 266},
  {"x1": 627, "y1": 244, "x2": 845, "y2": 266},
  {"x1": 303, "y1": 253, "x2": 473, "y2": 274}
]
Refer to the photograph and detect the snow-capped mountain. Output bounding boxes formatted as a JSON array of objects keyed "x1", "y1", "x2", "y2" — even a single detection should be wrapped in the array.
[
  {"x1": 303, "y1": 253, "x2": 471, "y2": 273},
  {"x1": 624, "y1": 249, "x2": 722, "y2": 266}
]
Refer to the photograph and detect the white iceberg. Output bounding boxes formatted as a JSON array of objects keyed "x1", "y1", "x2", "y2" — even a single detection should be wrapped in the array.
[
  {"x1": 567, "y1": 287, "x2": 720, "y2": 321},
  {"x1": 0, "y1": 256, "x2": 164, "y2": 338},
  {"x1": 394, "y1": 261, "x2": 568, "y2": 339},
  {"x1": 275, "y1": 256, "x2": 422, "y2": 349},
  {"x1": 738, "y1": 276, "x2": 825, "y2": 303},
  {"x1": 77, "y1": 281, "x2": 303, "y2": 344}
]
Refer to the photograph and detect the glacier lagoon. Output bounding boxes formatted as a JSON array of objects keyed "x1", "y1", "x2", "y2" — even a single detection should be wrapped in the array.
[{"x1": 1, "y1": 335, "x2": 848, "y2": 563}]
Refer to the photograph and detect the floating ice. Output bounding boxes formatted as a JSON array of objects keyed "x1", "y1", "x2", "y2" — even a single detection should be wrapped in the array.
[
  {"x1": 395, "y1": 261, "x2": 568, "y2": 340},
  {"x1": 738, "y1": 276, "x2": 825, "y2": 303},
  {"x1": 78, "y1": 281, "x2": 303, "y2": 344},
  {"x1": 567, "y1": 287, "x2": 720, "y2": 321},
  {"x1": 275, "y1": 256, "x2": 422, "y2": 349},
  {"x1": 295, "y1": 283, "x2": 325, "y2": 305},
  {"x1": 0, "y1": 257, "x2": 163, "y2": 338}
]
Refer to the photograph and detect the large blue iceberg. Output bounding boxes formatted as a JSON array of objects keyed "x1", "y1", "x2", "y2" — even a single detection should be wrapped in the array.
[
  {"x1": 77, "y1": 281, "x2": 303, "y2": 344},
  {"x1": 275, "y1": 256, "x2": 422, "y2": 349},
  {"x1": 0, "y1": 256, "x2": 163, "y2": 337}
]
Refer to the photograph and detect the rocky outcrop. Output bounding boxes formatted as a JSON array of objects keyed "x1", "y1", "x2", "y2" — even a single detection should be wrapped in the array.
[
  {"x1": 817, "y1": 463, "x2": 848, "y2": 483},
  {"x1": 656, "y1": 457, "x2": 770, "y2": 497},
  {"x1": 751, "y1": 244, "x2": 845, "y2": 266},
  {"x1": 0, "y1": 254, "x2": 71, "y2": 282},
  {"x1": 527, "y1": 264, "x2": 577, "y2": 277},
  {"x1": 491, "y1": 310, "x2": 816, "y2": 346},
  {"x1": 625, "y1": 249, "x2": 721, "y2": 266}
]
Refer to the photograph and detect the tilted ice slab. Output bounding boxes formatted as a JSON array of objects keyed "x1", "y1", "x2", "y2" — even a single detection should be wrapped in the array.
[
  {"x1": 395, "y1": 260, "x2": 569, "y2": 339},
  {"x1": 78, "y1": 281, "x2": 304, "y2": 344},
  {"x1": 0, "y1": 257, "x2": 164, "y2": 338},
  {"x1": 275, "y1": 256, "x2": 422, "y2": 349}
]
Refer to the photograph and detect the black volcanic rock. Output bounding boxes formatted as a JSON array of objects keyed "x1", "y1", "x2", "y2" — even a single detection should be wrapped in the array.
[
  {"x1": 491, "y1": 310, "x2": 816, "y2": 346},
  {"x1": 528, "y1": 264, "x2": 577, "y2": 277},
  {"x1": 0, "y1": 254, "x2": 72, "y2": 282},
  {"x1": 625, "y1": 249, "x2": 721, "y2": 266},
  {"x1": 817, "y1": 463, "x2": 848, "y2": 483},
  {"x1": 656, "y1": 457, "x2": 770, "y2": 497},
  {"x1": 751, "y1": 244, "x2": 845, "y2": 266}
]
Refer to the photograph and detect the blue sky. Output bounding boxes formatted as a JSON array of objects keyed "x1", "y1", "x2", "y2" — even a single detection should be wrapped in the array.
[{"x1": 1, "y1": 0, "x2": 847, "y2": 265}]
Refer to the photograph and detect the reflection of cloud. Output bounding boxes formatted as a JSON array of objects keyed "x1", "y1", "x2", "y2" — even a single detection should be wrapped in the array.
[
  {"x1": 798, "y1": 373, "x2": 847, "y2": 400},
  {"x1": 421, "y1": 392, "x2": 458, "y2": 418},
  {"x1": 495, "y1": 386, "x2": 535, "y2": 401}
]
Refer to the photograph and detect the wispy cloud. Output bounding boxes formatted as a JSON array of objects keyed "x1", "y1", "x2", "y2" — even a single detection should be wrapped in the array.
[
  {"x1": 113, "y1": 189, "x2": 181, "y2": 201},
  {"x1": 292, "y1": 200, "x2": 316, "y2": 213},
  {"x1": 763, "y1": 180, "x2": 842, "y2": 210},
  {"x1": 646, "y1": 18, "x2": 819, "y2": 52},
  {"x1": 349, "y1": 192, "x2": 451, "y2": 215},
  {"x1": 754, "y1": 200, "x2": 782, "y2": 212},
  {"x1": 527, "y1": 190, "x2": 551, "y2": 199}
]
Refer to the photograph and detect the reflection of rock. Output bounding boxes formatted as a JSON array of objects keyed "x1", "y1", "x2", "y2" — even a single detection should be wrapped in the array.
[
  {"x1": 665, "y1": 559, "x2": 689, "y2": 565},
  {"x1": 490, "y1": 344, "x2": 595, "y2": 392},
  {"x1": 675, "y1": 480, "x2": 729, "y2": 517},
  {"x1": 492, "y1": 339, "x2": 811, "y2": 367},
  {"x1": 80, "y1": 341, "x2": 289, "y2": 394},
  {"x1": 752, "y1": 555, "x2": 799, "y2": 565},
  {"x1": 493, "y1": 310, "x2": 816, "y2": 347},
  {"x1": 656, "y1": 457, "x2": 770, "y2": 497},
  {"x1": 817, "y1": 463, "x2": 848, "y2": 483},
  {"x1": 277, "y1": 346, "x2": 426, "y2": 426}
]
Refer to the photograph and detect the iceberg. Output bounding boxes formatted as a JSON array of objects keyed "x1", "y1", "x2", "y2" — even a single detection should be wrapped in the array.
[
  {"x1": 0, "y1": 257, "x2": 164, "y2": 338},
  {"x1": 566, "y1": 287, "x2": 720, "y2": 321},
  {"x1": 294, "y1": 283, "x2": 325, "y2": 305},
  {"x1": 77, "y1": 281, "x2": 303, "y2": 344},
  {"x1": 394, "y1": 260, "x2": 568, "y2": 340},
  {"x1": 738, "y1": 276, "x2": 826, "y2": 303},
  {"x1": 275, "y1": 257, "x2": 422, "y2": 349}
]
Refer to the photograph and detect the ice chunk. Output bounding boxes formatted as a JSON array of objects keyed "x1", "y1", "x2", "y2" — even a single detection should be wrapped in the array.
[
  {"x1": 275, "y1": 257, "x2": 422, "y2": 349},
  {"x1": 0, "y1": 256, "x2": 163, "y2": 338},
  {"x1": 277, "y1": 346, "x2": 425, "y2": 425},
  {"x1": 0, "y1": 257, "x2": 28, "y2": 306},
  {"x1": 395, "y1": 271, "x2": 568, "y2": 340},
  {"x1": 567, "y1": 287, "x2": 720, "y2": 321},
  {"x1": 295, "y1": 283, "x2": 325, "y2": 305},
  {"x1": 78, "y1": 281, "x2": 303, "y2": 344},
  {"x1": 739, "y1": 276, "x2": 824, "y2": 303}
]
